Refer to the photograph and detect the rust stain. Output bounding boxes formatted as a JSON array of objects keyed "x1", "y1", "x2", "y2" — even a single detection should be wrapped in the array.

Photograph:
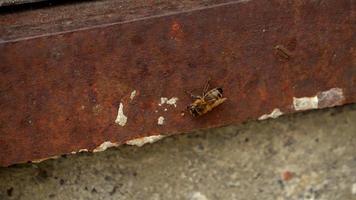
[
  {"x1": 169, "y1": 20, "x2": 184, "y2": 42},
  {"x1": 282, "y1": 171, "x2": 294, "y2": 182},
  {"x1": 0, "y1": 0, "x2": 355, "y2": 166}
]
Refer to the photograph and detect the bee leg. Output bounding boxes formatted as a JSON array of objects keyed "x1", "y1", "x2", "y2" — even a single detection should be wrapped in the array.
[
  {"x1": 185, "y1": 90, "x2": 201, "y2": 99},
  {"x1": 202, "y1": 77, "x2": 211, "y2": 95}
]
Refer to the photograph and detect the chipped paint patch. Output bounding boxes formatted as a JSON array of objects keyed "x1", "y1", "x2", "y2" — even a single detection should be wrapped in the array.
[
  {"x1": 259, "y1": 108, "x2": 283, "y2": 120},
  {"x1": 293, "y1": 88, "x2": 344, "y2": 111},
  {"x1": 125, "y1": 135, "x2": 166, "y2": 147},
  {"x1": 115, "y1": 103, "x2": 127, "y2": 126},
  {"x1": 317, "y1": 88, "x2": 344, "y2": 108},
  {"x1": 93, "y1": 141, "x2": 119, "y2": 152},
  {"x1": 157, "y1": 116, "x2": 165, "y2": 125},
  {"x1": 130, "y1": 90, "x2": 137, "y2": 100},
  {"x1": 158, "y1": 97, "x2": 179, "y2": 107},
  {"x1": 293, "y1": 96, "x2": 318, "y2": 111}
]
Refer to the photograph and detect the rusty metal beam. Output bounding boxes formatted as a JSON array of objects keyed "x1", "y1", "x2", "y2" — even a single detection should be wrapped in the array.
[{"x1": 0, "y1": 0, "x2": 355, "y2": 166}]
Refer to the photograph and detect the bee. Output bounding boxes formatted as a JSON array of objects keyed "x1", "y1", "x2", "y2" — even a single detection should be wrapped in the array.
[{"x1": 186, "y1": 79, "x2": 227, "y2": 117}]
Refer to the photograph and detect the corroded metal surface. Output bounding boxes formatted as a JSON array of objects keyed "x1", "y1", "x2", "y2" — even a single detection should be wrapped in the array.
[{"x1": 0, "y1": 0, "x2": 355, "y2": 166}]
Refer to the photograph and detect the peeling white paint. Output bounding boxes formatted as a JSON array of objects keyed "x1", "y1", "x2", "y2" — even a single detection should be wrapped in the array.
[
  {"x1": 293, "y1": 96, "x2": 318, "y2": 111},
  {"x1": 115, "y1": 103, "x2": 127, "y2": 126},
  {"x1": 125, "y1": 135, "x2": 166, "y2": 147},
  {"x1": 130, "y1": 90, "x2": 137, "y2": 100},
  {"x1": 259, "y1": 108, "x2": 283, "y2": 120},
  {"x1": 158, "y1": 116, "x2": 165, "y2": 125},
  {"x1": 158, "y1": 97, "x2": 179, "y2": 107},
  {"x1": 317, "y1": 88, "x2": 344, "y2": 108},
  {"x1": 93, "y1": 141, "x2": 119, "y2": 152},
  {"x1": 293, "y1": 88, "x2": 344, "y2": 111}
]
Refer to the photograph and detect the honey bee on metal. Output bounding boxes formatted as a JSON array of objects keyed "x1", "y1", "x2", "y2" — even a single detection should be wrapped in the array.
[{"x1": 186, "y1": 79, "x2": 227, "y2": 117}]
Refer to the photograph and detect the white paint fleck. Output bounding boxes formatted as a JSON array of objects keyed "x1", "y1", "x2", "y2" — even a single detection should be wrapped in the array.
[
  {"x1": 258, "y1": 108, "x2": 283, "y2": 120},
  {"x1": 293, "y1": 96, "x2": 318, "y2": 111},
  {"x1": 159, "y1": 97, "x2": 168, "y2": 106},
  {"x1": 130, "y1": 90, "x2": 136, "y2": 100},
  {"x1": 93, "y1": 141, "x2": 119, "y2": 152},
  {"x1": 125, "y1": 135, "x2": 166, "y2": 147},
  {"x1": 164, "y1": 108, "x2": 168, "y2": 111},
  {"x1": 115, "y1": 103, "x2": 127, "y2": 126},
  {"x1": 190, "y1": 192, "x2": 208, "y2": 200},
  {"x1": 166, "y1": 97, "x2": 179, "y2": 107},
  {"x1": 352, "y1": 183, "x2": 356, "y2": 195},
  {"x1": 158, "y1": 97, "x2": 179, "y2": 107},
  {"x1": 157, "y1": 116, "x2": 165, "y2": 125}
]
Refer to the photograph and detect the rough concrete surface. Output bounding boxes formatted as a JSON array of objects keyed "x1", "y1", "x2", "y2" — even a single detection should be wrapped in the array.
[{"x1": 0, "y1": 104, "x2": 355, "y2": 200}]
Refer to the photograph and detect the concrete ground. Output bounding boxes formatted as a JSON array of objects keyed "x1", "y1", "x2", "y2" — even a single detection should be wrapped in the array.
[{"x1": 0, "y1": 105, "x2": 355, "y2": 200}]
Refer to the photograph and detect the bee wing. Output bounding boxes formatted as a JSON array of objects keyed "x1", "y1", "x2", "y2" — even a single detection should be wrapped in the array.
[{"x1": 203, "y1": 95, "x2": 218, "y2": 103}]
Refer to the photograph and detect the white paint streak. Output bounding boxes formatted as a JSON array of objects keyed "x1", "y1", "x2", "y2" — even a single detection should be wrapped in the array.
[
  {"x1": 130, "y1": 90, "x2": 136, "y2": 100},
  {"x1": 115, "y1": 103, "x2": 127, "y2": 126},
  {"x1": 31, "y1": 156, "x2": 60, "y2": 163},
  {"x1": 71, "y1": 149, "x2": 89, "y2": 154},
  {"x1": 125, "y1": 135, "x2": 166, "y2": 147},
  {"x1": 157, "y1": 116, "x2": 165, "y2": 125},
  {"x1": 293, "y1": 96, "x2": 318, "y2": 111},
  {"x1": 258, "y1": 108, "x2": 283, "y2": 120},
  {"x1": 93, "y1": 141, "x2": 119, "y2": 152}
]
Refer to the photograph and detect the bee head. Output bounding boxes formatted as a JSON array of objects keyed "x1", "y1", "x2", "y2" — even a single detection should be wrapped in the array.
[
  {"x1": 187, "y1": 104, "x2": 199, "y2": 117},
  {"x1": 217, "y1": 87, "x2": 223, "y2": 94}
]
